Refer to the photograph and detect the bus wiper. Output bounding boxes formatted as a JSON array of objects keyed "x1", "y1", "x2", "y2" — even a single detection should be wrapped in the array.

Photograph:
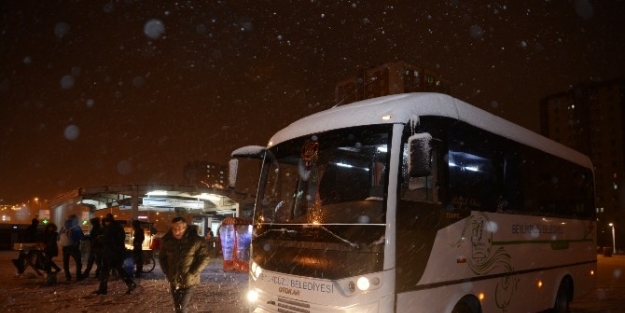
[
  {"x1": 315, "y1": 225, "x2": 360, "y2": 249},
  {"x1": 255, "y1": 226, "x2": 359, "y2": 250},
  {"x1": 255, "y1": 228, "x2": 298, "y2": 238}
]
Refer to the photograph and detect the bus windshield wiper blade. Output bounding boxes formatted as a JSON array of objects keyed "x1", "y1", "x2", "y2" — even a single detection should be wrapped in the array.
[
  {"x1": 255, "y1": 228, "x2": 298, "y2": 238},
  {"x1": 316, "y1": 225, "x2": 360, "y2": 249},
  {"x1": 256, "y1": 225, "x2": 359, "y2": 249}
]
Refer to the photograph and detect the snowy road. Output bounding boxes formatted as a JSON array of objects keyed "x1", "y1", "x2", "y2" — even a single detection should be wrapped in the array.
[
  {"x1": 0, "y1": 251, "x2": 249, "y2": 313},
  {"x1": 2, "y1": 251, "x2": 623, "y2": 312}
]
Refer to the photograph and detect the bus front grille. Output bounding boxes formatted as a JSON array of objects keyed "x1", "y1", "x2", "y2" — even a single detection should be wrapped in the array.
[{"x1": 276, "y1": 297, "x2": 310, "y2": 313}]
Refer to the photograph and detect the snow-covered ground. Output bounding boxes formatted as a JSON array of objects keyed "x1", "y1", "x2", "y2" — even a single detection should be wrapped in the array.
[
  {"x1": 0, "y1": 251, "x2": 249, "y2": 313},
  {"x1": 3, "y1": 249, "x2": 623, "y2": 313}
]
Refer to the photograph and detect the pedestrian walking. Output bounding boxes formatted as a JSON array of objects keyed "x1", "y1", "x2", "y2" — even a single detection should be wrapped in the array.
[
  {"x1": 40, "y1": 222, "x2": 61, "y2": 285},
  {"x1": 40, "y1": 223, "x2": 62, "y2": 273},
  {"x1": 131, "y1": 219, "x2": 144, "y2": 277},
  {"x1": 93, "y1": 214, "x2": 136, "y2": 295},
  {"x1": 205, "y1": 229, "x2": 216, "y2": 255},
  {"x1": 159, "y1": 217, "x2": 211, "y2": 313},
  {"x1": 83, "y1": 217, "x2": 104, "y2": 278},
  {"x1": 59, "y1": 214, "x2": 86, "y2": 281}
]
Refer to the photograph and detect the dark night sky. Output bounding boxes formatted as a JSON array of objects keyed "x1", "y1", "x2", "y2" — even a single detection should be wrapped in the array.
[{"x1": 1, "y1": 0, "x2": 624, "y2": 205}]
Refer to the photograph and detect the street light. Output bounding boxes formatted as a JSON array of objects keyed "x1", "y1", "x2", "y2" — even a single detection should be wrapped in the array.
[{"x1": 609, "y1": 223, "x2": 616, "y2": 253}]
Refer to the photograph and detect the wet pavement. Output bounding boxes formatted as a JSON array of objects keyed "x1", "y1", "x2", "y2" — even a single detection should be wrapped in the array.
[{"x1": 570, "y1": 254, "x2": 625, "y2": 313}]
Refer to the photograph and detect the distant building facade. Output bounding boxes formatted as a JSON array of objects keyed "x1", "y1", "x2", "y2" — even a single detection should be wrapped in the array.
[
  {"x1": 183, "y1": 161, "x2": 227, "y2": 189},
  {"x1": 335, "y1": 61, "x2": 451, "y2": 105},
  {"x1": 540, "y1": 78, "x2": 625, "y2": 249}
]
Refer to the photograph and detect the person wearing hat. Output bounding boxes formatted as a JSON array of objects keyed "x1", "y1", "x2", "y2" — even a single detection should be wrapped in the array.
[{"x1": 93, "y1": 214, "x2": 136, "y2": 295}]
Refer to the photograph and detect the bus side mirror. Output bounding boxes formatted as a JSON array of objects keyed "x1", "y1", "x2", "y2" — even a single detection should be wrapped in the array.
[
  {"x1": 408, "y1": 133, "x2": 432, "y2": 177},
  {"x1": 229, "y1": 145, "x2": 266, "y2": 188}
]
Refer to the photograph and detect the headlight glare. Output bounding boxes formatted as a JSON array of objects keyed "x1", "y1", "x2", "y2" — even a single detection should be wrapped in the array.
[
  {"x1": 247, "y1": 290, "x2": 259, "y2": 303},
  {"x1": 356, "y1": 277, "x2": 370, "y2": 291}
]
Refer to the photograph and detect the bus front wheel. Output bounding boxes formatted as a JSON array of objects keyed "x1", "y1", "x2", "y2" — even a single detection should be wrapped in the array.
[
  {"x1": 451, "y1": 296, "x2": 482, "y2": 313},
  {"x1": 552, "y1": 281, "x2": 570, "y2": 313}
]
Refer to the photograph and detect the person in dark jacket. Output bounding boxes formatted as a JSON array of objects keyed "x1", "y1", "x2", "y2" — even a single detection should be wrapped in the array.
[
  {"x1": 41, "y1": 223, "x2": 61, "y2": 273},
  {"x1": 159, "y1": 217, "x2": 211, "y2": 313},
  {"x1": 131, "y1": 220, "x2": 145, "y2": 278},
  {"x1": 40, "y1": 222, "x2": 61, "y2": 285},
  {"x1": 24, "y1": 218, "x2": 40, "y2": 242},
  {"x1": 83, "y1": 217, "x2": 104, "y2": 278},
  {"x1": 93, "y1": 214, "x2": 136, "y2": 295},
  {"x1": 11, "y1": 218, "x2": 41, "y2": 273},
  {"x1": 60, "y1": 214, "x2": 87, "y2": 281}
]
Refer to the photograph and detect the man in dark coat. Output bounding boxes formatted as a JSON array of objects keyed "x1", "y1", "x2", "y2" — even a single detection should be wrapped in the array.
[
  {"x1": 24, "y1": 218, "x2": 40, "y2": 242},
  {"x1": 83, "y1": 217, "x2": 104, "y2": 278},
  {"x1": 40, "y1": 222, "x2": 61, "y2": 285},
  {"x1": 159, "y1": 217, "x2": 211, "y2": 313},
  {"x1": 93, "y1": 214, "x2": 136, "y2": 295},
  {"x1": 41, "y1": 223, "x2": 61, "y2": 273},
  {"x1": 11, "y1": 218, "x2": 40, "y2": 273}
]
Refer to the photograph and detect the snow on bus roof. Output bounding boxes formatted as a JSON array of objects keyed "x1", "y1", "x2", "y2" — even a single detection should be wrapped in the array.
[{"x1": 268, "y1": 93, "x2": 592, "y2": 168}]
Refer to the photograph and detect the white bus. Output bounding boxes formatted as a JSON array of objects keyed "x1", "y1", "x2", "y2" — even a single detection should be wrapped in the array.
[{"x1": 234, "y1": 93, "x2": 596, "y2": 313}]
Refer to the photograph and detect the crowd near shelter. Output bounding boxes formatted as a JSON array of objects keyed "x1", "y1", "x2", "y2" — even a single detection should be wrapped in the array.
[{"x1": 47, "y1": 184, "x2": 254, "y2": 237}]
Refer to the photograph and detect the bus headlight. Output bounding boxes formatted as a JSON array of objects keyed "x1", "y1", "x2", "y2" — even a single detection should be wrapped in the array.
[
  {"x1": 357, "y1": 277, "x2": 370, "y2": 291},
  {"x1": 348, "y1": 276, "x2": 381, "y2": 292},
  {"x1": 251, "y1": 262, "x2": 262, "y2": 279},
  {"x1": 247, "y1": 289, "x2": 259, "y2": 303}
]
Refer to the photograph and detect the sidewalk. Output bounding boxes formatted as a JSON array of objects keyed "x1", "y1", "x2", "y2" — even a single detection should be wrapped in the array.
[{"x1": 0, "y1": 250, "x2": 249, "y2": 313}]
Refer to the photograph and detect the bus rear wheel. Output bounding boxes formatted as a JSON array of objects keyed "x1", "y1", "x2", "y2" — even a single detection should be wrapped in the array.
[
  {"x1": 451, "y1": 296, "x2": 482, "y2": 313},
  {"x1": 552, "y1": 281, "x2": 570, "y2": 313}
]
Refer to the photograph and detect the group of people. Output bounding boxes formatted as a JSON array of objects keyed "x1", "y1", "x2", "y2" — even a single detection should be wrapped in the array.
[
  {"x1": 12, "y1": 215, "x2": 212, "y2": 313},
  {"x1": 11, "y1": 218, "x2": 62, "y2": 279}
]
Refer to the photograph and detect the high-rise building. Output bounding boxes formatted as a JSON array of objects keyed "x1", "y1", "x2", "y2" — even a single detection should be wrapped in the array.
[
  {"x1": 335, "y1": 61, "x2": 451, "y2": 105},
  {"x1": 183, "y1": 161, "x2": 227, "y2": 189},
  {"x1": 540, "y1": 78, "x2": 625, "y2": 249}
]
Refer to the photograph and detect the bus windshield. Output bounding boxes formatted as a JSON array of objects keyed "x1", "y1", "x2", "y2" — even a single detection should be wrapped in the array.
[{"x1": 252, "y1": 124, "x2": 391, "y2": 279}]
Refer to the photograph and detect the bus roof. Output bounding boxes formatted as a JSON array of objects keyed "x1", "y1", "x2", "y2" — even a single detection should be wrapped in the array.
[{"x1": 268, "y1": 93, "x2": 592, "y2": 169}]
